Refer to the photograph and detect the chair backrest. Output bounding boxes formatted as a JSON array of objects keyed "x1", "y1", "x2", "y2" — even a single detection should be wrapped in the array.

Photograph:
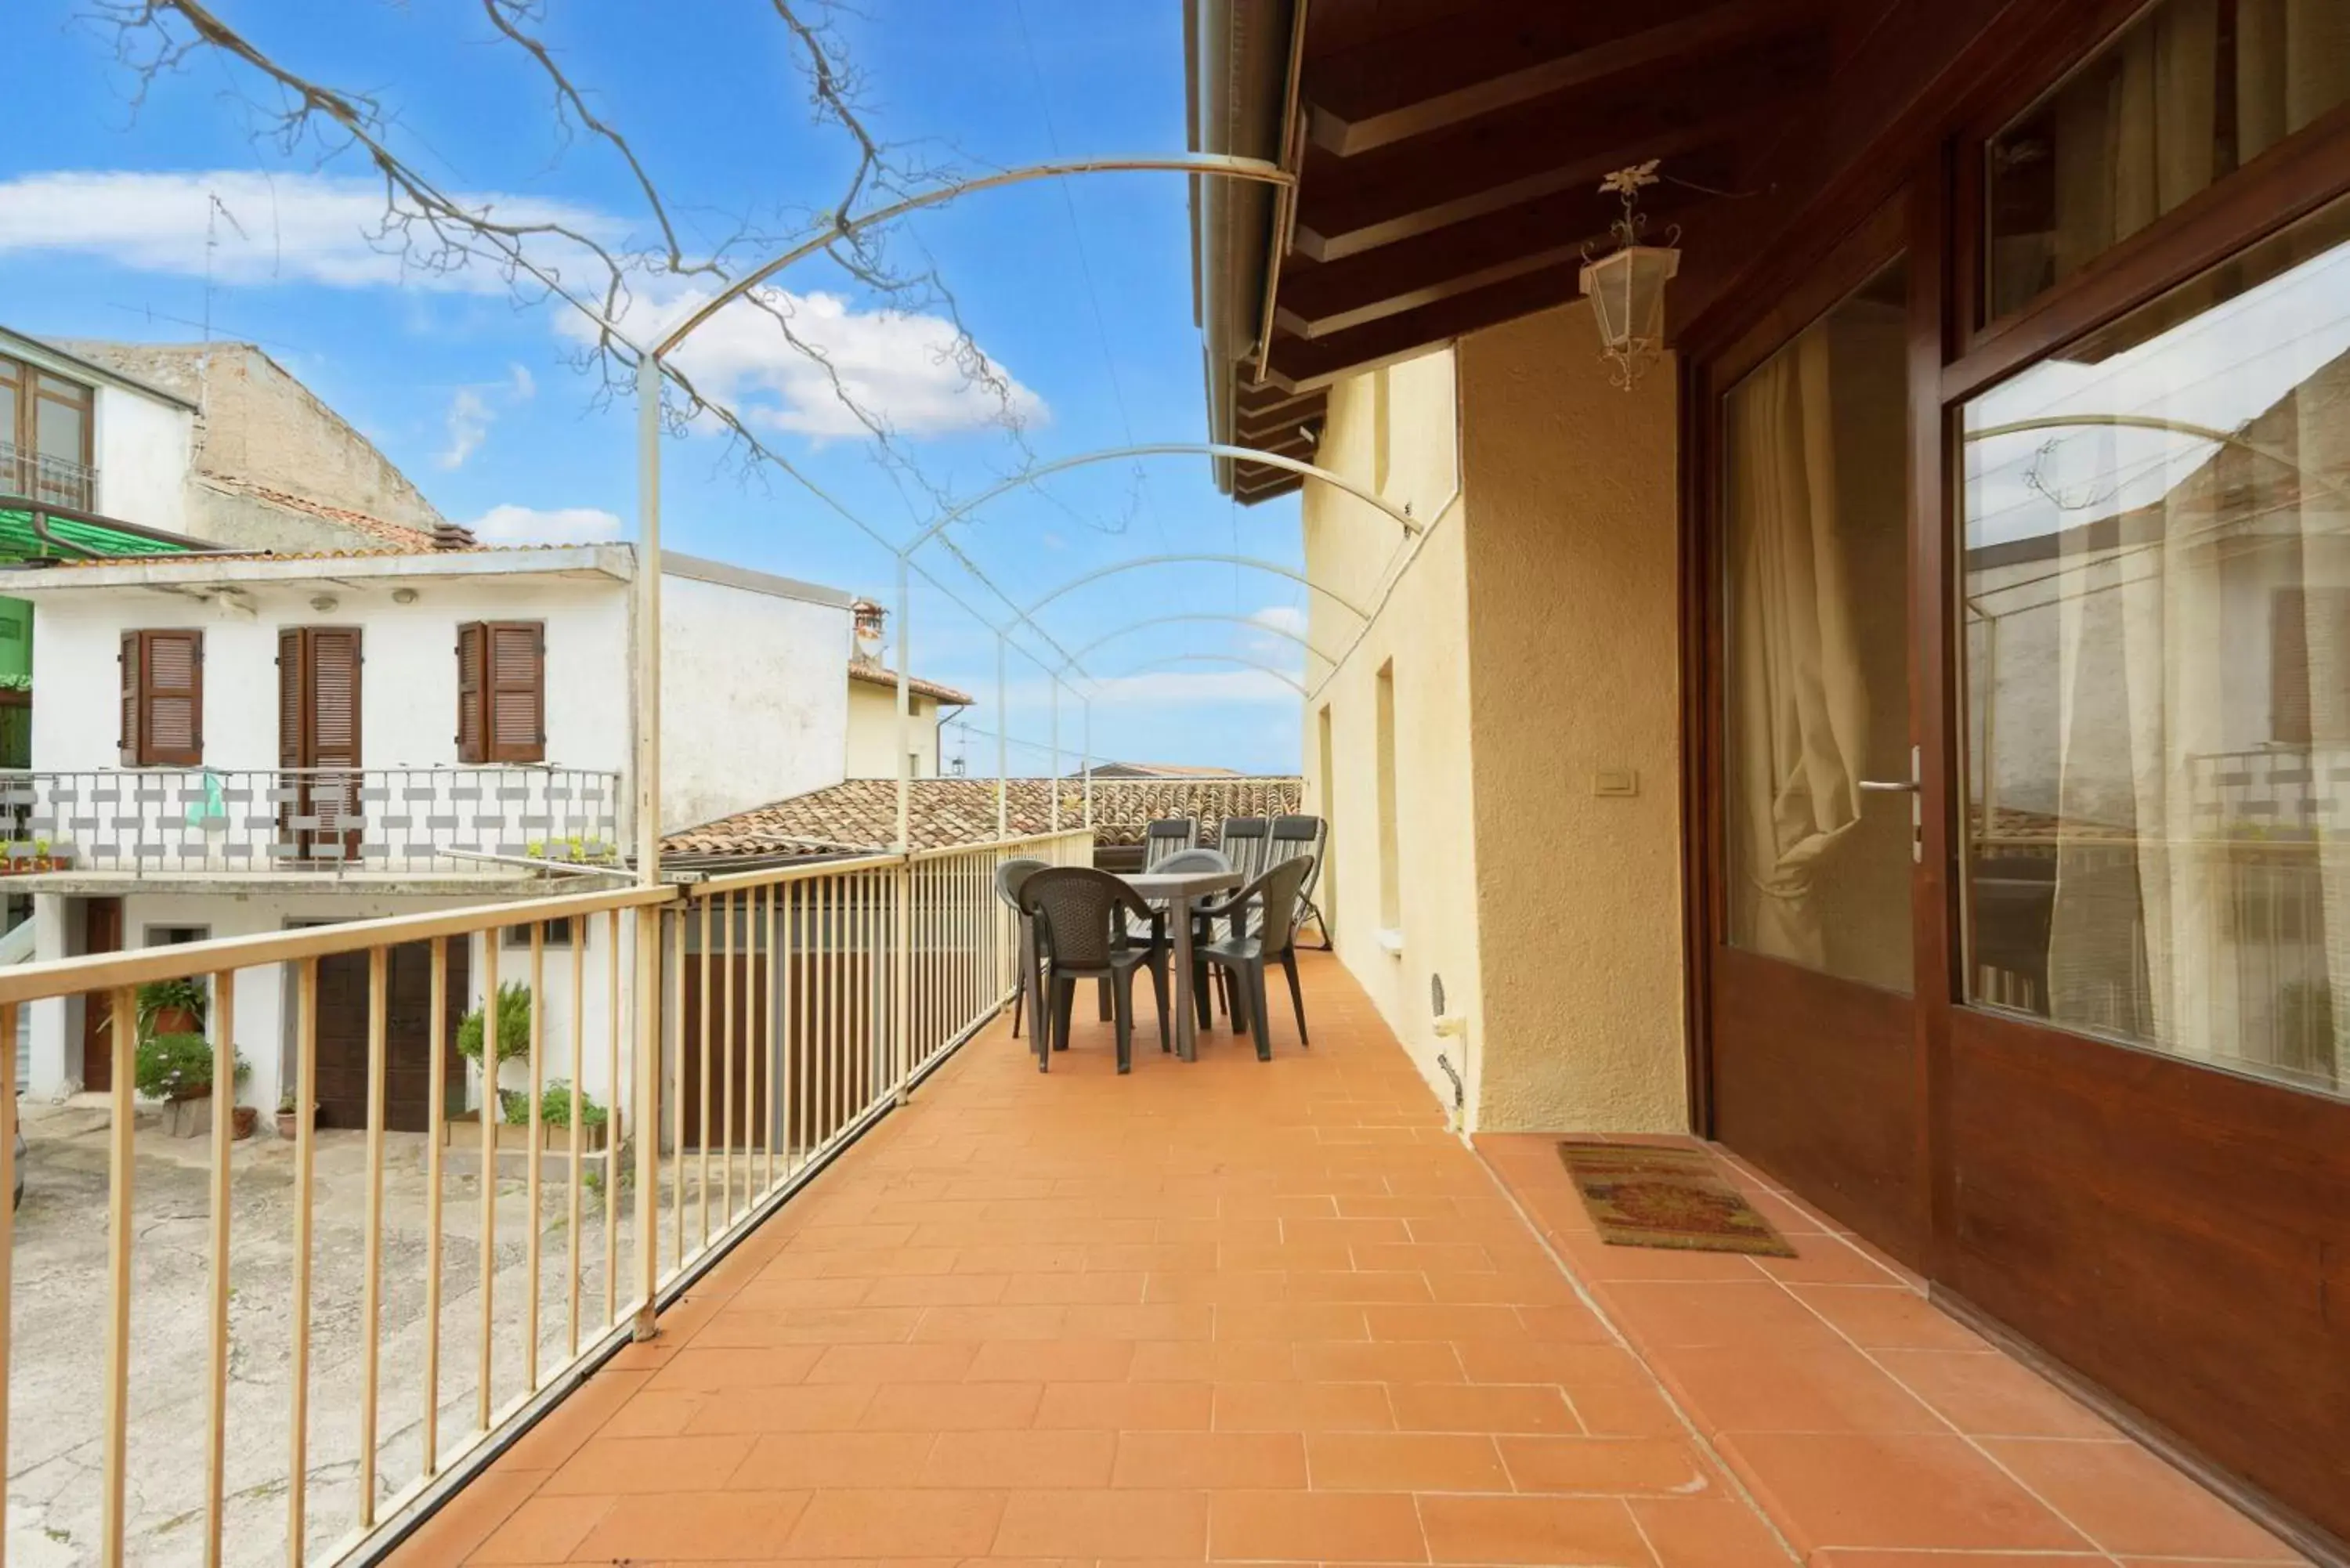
[
  {"x1": 994, "y1": 856, "x2": 1048, "y2": 914},
  {"x1": 1141, "y1": 817, "x2": 1198, "y2": 869},
  {"x1": 1155, "y1": 847, "x2": 1231, "y2": 875},
  {"x1": 1267, "y1": 815, "x2": 1326, "y2": 897},
  {"x1": 1238, "y1": 855, "x2": 1315, "y2": 955},
  {"x1": 1220, "y1": 816, "x2": 1270, "y2": 883},
  {"x1": 1020, "y1": 866, "x2": 1148, "y2": 970}
]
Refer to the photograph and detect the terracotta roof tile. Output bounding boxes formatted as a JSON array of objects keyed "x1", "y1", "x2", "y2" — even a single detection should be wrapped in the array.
[
  {"x1": 197, "y1": 475, "x2": 468, "y2": 551},
  {"x1": 848, "y1": 663, "x2": 976, "y2": 706},
  {"x1": 663, "y1": 775, "x2": 1304, "y2": 858}
]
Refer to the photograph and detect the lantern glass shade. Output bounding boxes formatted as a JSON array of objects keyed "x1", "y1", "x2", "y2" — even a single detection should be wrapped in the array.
[{"x1": 1578, "y1": 243, "x2": 1681, "y2": 385}]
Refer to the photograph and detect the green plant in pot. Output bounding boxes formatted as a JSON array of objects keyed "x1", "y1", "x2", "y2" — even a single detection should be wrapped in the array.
[
  {"x1": 136, "y1": 977, "x2": 208, "y2": 1041},
  {"x1": 457, "y1": 982, "x2": 533, "y2": 1114},
  {"x1": 134, "y1": 1033, "x2": 248, "y2": 1102},
  {"x1": 502, "y1": 1080, "x2": 609, "y2": 1143}
]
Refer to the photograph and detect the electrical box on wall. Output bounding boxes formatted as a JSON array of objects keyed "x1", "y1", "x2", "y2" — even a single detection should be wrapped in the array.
[{"x1": 1592, "y1": 768, "x2": 1639, "y2": 797}]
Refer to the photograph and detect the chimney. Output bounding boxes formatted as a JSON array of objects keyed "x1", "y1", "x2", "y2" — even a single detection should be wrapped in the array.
[
  {"x1": 851, "y1": 598, "x2": 886, "y2": 669},
  {"x1": 432, "y1": 521, "x2": 479, "y2": 551}
]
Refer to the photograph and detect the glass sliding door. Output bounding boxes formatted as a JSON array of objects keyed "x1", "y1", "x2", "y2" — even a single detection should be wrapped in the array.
[{"x1": 1961, "y1": 195, "x2": 2350, "y2": 1100}]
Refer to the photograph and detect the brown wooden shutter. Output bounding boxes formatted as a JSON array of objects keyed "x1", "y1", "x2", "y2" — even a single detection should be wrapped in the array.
[
  {"x1": 138, "y1": 630, "x2": 203, "y2": 765},
  {"x1": 277, "y1": 627, "x2": 304, "y2": 769},
  {"x1": 486, "y1": 621, "x2": 545, "y2": 763},
  {"x1": 309, "y1": 629, "x2": 363, "y2": 773},
  {"x1": 2270, "y1": 588, "x2": 2350, "y2": 746},
  {"x1": 119, "y1": 630, "x2": 140, "y2": 767},
  {"x1": 456, "y1": 622, "x2": 487, "y2": 763}
]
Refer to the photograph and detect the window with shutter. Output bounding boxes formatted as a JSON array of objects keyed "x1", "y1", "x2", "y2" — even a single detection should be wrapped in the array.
[
  {"x1": 2271, "y1": 588, "x2": 2350, "y2": 746},
  {"x1": 485, "y1": 621, "x2": 546, "y2": 763},
  {"x1": 118, "y1": 630, "x2": 203, "y2": 765},
  {"x1": 456, "y1": 623, "x2": 487, "y2": 763}
]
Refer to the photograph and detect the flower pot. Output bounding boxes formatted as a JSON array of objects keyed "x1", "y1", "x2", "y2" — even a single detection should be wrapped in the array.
[
  {"x1": 150, "y1": 1006, "x2": 202, "y2": 1038},
  {"x1": 230, "y1": 1106, "x2": 258, "y2": 1141},
  {"x1": 275, "y1": 1105, "x2": 314, "y2": 1140}
]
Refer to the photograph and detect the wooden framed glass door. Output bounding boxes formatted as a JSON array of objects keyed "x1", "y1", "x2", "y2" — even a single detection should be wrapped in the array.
[{"x1": 1694, "y1": 194, "x2": 1939, "y2": 1263}]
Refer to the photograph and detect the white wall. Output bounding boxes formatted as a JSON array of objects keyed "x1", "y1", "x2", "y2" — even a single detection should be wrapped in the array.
[
  {"x1": 28, "y1": 573, "x2": 631, "y2": 777},
  {"x1": 24, "y1": 888, "x2": 644, "y2": 1123},
  {"x1": 844, "y1": 679, "x2": 943, "y2": 779},
  {"x1": 661, "y1": 573, "x2": 850, "y2": 830},
  {"x1": 91, "y1": 384, "x2": 194, "y2": 534}
]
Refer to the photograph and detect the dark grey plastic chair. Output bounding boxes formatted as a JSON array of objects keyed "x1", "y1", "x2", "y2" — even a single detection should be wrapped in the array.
[
  {"x1": 992, "y1": 856, "x2": 1049, "y2": 1039},
  {"x1": 1191, "y1": 855, "x2": 1314, "y2": 1060},
  {"x1": 1141, "y1": 817, "x2": 1199, "y2": 869},
  {"x1": 1019, "y1": 867, "x2": 1170, "y2": 1074},
  {"x1": 1268, "y1": 815, "x2": 1330, "y2": 949}
]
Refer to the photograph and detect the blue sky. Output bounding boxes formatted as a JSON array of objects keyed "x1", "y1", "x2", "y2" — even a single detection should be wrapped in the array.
[{"x1": 0, "y1": 1, "x2": 1310, "y2": 776}]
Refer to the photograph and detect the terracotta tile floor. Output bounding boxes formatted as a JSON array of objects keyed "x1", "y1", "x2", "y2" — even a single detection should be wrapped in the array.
[{"x1": 394, "y1": 956, "x2": 2306, "y2": 1566}]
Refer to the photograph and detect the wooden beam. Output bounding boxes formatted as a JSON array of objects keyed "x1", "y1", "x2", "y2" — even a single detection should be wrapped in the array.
[
  {"x1": 1307, "y1": 0, "x2": 1820, "y2": 157},
  {"x1": 1264, "y1": 265, "x2": 1606, "y2": 393},
  {"x1": 1278, "y1": 161, "x2": 1726, "y2": 338},
  {"x1": 1292, "y1": 29, "x2": 1830, "y2": 262}
]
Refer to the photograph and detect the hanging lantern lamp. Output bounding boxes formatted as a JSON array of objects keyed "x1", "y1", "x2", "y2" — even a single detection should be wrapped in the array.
[{"x1": 1578, "y1": 161, "x2": 1681, "y2": 389}]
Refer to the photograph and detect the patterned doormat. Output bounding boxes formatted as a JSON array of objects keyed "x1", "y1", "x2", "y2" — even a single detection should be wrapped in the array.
[{"x1": 1556, "y1": 1140, "x2": 1796, "y2": 1257}]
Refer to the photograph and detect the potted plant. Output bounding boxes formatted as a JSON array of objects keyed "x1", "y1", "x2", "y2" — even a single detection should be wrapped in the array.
[
  {"x1": 2, "y1": 838, "x2": 73, "y2": 875},
  {"x1": 503, "y1": 1079, "x2": 611, "y2": 1147},
  {"x1": 274, "y1": 1089, "x2": 313, "y2": 1141},
  {"x1": 136, "y1": 1031, "x2": 249, "y2": 1139},
  {"x1": 457, "y1": 982, "x2": 533, "y2": 1118},
  {"x1": 136, "y1": 976, "x2": 208, "y2": 1040}
]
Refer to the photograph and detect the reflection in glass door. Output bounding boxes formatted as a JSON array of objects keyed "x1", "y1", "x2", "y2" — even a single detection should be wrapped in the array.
[
  {"x1": 1723, "y1": 261, "x2": 1915, "y2": 994},
  {"x1": 1960, "y1": 197, "x2": 2350, "y2": 1100}
]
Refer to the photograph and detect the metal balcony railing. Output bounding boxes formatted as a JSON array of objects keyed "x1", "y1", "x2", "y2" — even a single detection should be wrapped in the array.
[
  {"x1": 0, "y1": 826, "x2": 1095, "y2": 1564},
  {"x1": 0, "y1": 439, "x2": 99, "y2": 513},
  {"x1": 0, "y1": 766, "x2": 624, "y2": 876}
]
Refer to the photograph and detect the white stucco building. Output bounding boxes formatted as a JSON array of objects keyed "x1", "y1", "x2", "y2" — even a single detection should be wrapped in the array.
[{"x1": 2, "y1": 544, "x2": 859, "y2": 1128}]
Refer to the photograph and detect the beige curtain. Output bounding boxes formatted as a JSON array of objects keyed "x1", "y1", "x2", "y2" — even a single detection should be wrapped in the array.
[{"x1": 1728, "y1": 331, "x2": 1869, "y2": 965}]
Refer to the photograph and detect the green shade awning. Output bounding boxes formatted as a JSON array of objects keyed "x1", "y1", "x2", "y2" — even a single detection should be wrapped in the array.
[{"x1": 0, "y1": 508, "x2": 200, "y2": 560}]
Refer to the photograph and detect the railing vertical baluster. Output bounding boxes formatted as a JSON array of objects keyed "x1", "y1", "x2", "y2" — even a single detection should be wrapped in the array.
[
  {"x1": 359, "y1": 945, "x2": 389, "y2": 1529},
  {"x1": 287, "y1": 963, "x2": 317, "y2": 1566},
  {"x1": 0, "y1": 1004, "x2": 13, "y2": 1550},
  {"x1": 477, "y1": 932, "x2": 498, "y2": 1432},
  {"x1": 197, "y1": 974, "x2": 233, "y2": 1564},
  {"x1": 696, "y1": 893, "x2": 712, "y2": 1249},
  {"x1": 635, "y1": 906, "x2": 660, "y2": 1336},
  {"x1": 605, "y1": 907, "x2": 622, "y2": 1331},
  {"x1": 423, "y1": 939, "x2": 447, "y2": 1479},
  {"x1": 817, "y1": 879, "x2": 832, "y2": 1148},
  {"x1": 739, "y1": 889, "x2": 758, "y2": 1202},
  {"x1": 765, "y1": 883, "x2": 780, "y2": 1191},
  {"x1": 669, "y1": 908, "x2": 686, "y2": 1275},
  {"x1": 524, "y1": 923, "x2": 545, "y2": 1390},
  {"x1": 721, "y1": 891, "x2": 736, "y2": 1224},
  {"x1": 102, "y1": 985, "x2": 138, "y2": 1563},
  {"x1": 566, "y1": 914, "x2": 585, "y2": 1359}
]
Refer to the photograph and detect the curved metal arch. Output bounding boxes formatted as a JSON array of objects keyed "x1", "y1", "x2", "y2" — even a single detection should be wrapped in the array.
[
  {"x1": 1063, "y1": 612, "x2": 1340, "y2": 667},
  {"x1": 655, "y1": 154, "x2": 1292, "y2": 359},
  {"x1": 1114, "y1": 653, "x2": 1308, "y2": 697},
  {"x1": 1026, "y1": 555, "x2": 1373, "y2": 621},
  {"x1": 903, "y1": 443, "x2": 1419, "y2": 555}
]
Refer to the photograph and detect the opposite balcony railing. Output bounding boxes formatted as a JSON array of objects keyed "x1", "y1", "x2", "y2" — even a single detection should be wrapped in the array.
[
  {"x1": 0, "y1": 766, "x2": 624, "y2": 876},
  {"x1": 0, "y1": 439, "x2": 99, "y2": 514},
  {"x1": 0, "y1": 826, "x2": 1095, "y2": 1566}
]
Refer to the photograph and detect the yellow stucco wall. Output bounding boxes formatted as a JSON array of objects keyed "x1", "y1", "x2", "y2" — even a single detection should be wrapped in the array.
[
  {"x1": 1457, "y1": 302, "x2": 1687, "y2": 1133},
  {"x1": 1301, "y1": 349, "x2": 1482, "y2": 1121},
  {"x1": 1300, "y1": 303, "x2": 1687, "y2": 1134},
  {"x1": 845, "y1": 679, "x2": 943, "y2": 779}
]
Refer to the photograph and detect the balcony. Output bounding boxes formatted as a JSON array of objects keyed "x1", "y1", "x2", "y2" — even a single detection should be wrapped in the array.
[
  {"x1": 0, "y1": 765, "x2": 623, "y2": 889},
  {"x1": 0, "y1": 830, "x2": 2307, "y2": 1567},
  {"x1": 0, "y1": 438, "x2": 99, "y2": 514}
]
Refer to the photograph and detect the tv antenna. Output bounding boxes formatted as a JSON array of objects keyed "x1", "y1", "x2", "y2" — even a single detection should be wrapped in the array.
[{"x1": 203, "y1": 194, "x2": 248, "y2": 345}]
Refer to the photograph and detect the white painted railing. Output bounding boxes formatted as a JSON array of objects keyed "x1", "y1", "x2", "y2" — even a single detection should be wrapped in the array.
[{"x1": 0, "y1": 826, "x2": 1092, "y2": 1566}]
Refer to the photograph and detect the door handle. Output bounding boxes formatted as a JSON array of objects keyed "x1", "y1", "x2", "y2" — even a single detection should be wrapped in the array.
[{"x1": 1860, "y1": 746, "x2": 1923, "y2": 862}]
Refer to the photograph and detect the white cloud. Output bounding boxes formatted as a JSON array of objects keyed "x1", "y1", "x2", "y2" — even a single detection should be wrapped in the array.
[
  {"x1": 1250, "y1": 605, "x2": 1309, "y2": 638},
  {"x1": 0, "y1": 170, "x2": 617, "y2": 293},
  {"x1": 465, "y1": 504, "x2": 624, "y2": 544},
  {"x1": 573, "y1": 282, "x2": 1046, "y2": 441},
  {"x1": 1014, "y1": 669, "x2": 1297, "y2": 708},
  {"x1": 437, "y1": 363, "x2": 539, "y2": 470}
]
